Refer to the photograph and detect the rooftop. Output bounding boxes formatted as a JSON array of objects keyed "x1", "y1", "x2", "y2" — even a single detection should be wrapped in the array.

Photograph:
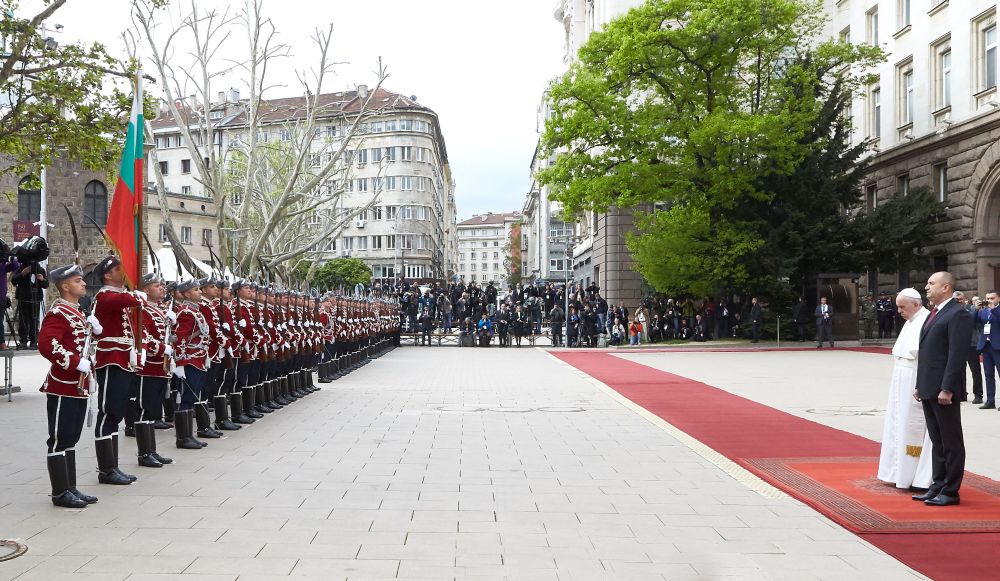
[{"x1": 457, "y1": 212, "x2": 521, "y2": 227}]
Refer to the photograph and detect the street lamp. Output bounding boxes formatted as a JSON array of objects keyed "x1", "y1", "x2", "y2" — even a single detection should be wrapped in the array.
[{"x1": 563, "y1": 233, "x2": 581, "y2": 346}]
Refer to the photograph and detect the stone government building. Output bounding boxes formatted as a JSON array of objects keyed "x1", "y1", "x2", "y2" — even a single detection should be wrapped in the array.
[{"x1": 826, "y1": 0, "x2": 1000, "y2": 294}]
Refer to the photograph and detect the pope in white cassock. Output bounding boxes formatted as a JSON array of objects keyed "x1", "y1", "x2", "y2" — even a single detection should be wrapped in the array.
[{"x1": 877, "y1": 288, "x2": 934, "y2": 489}]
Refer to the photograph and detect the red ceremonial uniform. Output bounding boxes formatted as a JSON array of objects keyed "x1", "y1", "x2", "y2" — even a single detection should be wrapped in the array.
[
  {"x1": 175, "y1": 301, "x2": 210, "y2": 370},
  {"x1": 199, "y1": 298, "x2": 226, "y2": 363},
  {"x1": 38, "y1": 300, "x2": 89, "y2": 398},
  {"x1": 233, "y1": 301, "x2": 258, "y2": 361},
  {"x1": 139, "y1": 302, "x2": 171, "y2": 378},
  {"x1": 93, "y1": 286, "x2": 140, "y2": 371}
]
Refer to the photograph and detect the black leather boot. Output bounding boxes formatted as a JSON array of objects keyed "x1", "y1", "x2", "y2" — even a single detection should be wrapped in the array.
[
  {"x1": 96, "y1": 437, "x2": 132, "y2": 485},
  {"x1": 111, "y1": 434, "x2": 138, "y2": 482},
  {"x1": 243, "y1": 387, "x2": 263, "y2": 418},
  {"x1": 214, "y1": 394, "x2": 241, "y2": 430},
  {"x1": 254, "y1": 384, "x2": 273, "y2": 414},
  {"x1": 275, "y1": 377, "x2": 293, "y2": 405},
  {"x1": 231, "y1": 391, "x2": 254, "y2": 424},
  {"x1": 136, "y1": 422, "x2": 163, "y2": 468},
  {"x1": 265, "y1": 381, "x2": 283, "y2": 410},
  {"x1": 282, "y1": 376, "x2": 299, "y2": 400},
  {"x1": 48, "y1": 453, "x2": 88, "y2": 508},
  {"x1": 146, "y1": 423, "x2": 173, "y2": 464},
  {"x1": 175, "y1": 410, "x2": 205, "y2": 449},
  {"x1": 195, "y1": 402, "x2": 223, "y2": 438},
  {"x1": 65, "y1": 449, "x2": 98, "y2": 504}
]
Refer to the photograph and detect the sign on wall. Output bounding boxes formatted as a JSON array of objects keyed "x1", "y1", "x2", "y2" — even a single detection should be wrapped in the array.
[{"x1": 12, "y1": 220, "x2": 39, "y2": 242}]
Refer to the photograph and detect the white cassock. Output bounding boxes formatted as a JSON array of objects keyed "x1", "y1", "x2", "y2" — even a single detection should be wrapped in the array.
[{"x1": 877, "y1": 307, "x2": 933, "y2": 489}]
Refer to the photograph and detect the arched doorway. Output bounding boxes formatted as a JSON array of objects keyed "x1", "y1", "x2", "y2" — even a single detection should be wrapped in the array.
[{"x1": 973, "y1": 161, "x2": 1000, "y2": 293}]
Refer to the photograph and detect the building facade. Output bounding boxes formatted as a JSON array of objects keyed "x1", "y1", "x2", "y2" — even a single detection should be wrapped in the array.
[
  {"x1": 149, "y1": 86, "x2": 457, "y2": 283},
  {"x1": 826, "y1": 0, "x2": 1000, "y2": 293},
  {"x1": 455, "y1": 212, "x2": 521, "y2": 286},
  {"x1": 534, "y1": 0, "x2": 647, "y2": 306},
  {"x1": 522, "y1": 139, "x2": 570, "y2": 286}
]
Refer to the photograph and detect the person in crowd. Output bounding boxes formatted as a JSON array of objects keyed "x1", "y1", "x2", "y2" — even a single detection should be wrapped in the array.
[
  {"x1": 977, "y1": 291, "x2": 1000, "y2": 410},
  {"x1": 439, "y1": 293, "x2": 453, "y2": 333},
  {"x1": 581, "y1": 305, "x2": 597, "y2": 347},
  {"x1": 419, "y1": 307, "x2": 433, "y2": 346},
  {"x1": 549, "y1": 303, "x2": 565, "y2": 347},
  {"x1": 476, "y1": 313, "x2": 493, "y2": 347},
  {"x1": 609, "y1": 317, "x2": 625, "y2": 346},
  {"x1": 628, "y1": 317, "x2": 642, "y2": 346},
  {"x1": 567, "y1": 306, "x2": 580, "y2": 348},
  {"x1": 679, "y1": 318, "x2": 692, "y2": 340},
  {"x1": 460, "y1": 317, "x2": 476, "y2": 347},
  {"x1": 749, "y1": 297, "x2": 763, "y2": 344},
  {"x1": 814, "y1": 296, "x2": 833, "y2": 348},
  {"x1": 730, "y1": 312, "x2": 742, "y2": 338},
  {"x1": 791, "y1": 297, "x2": 809, "y2": 342},
  {"x1": 11, "y1": 260, "x2": 48, "y2": 349},
  {"x1": 955, "y1": 291, "x2": 984, "y2": 405},
  {"x1": 877, "y1": 288, "x2": 932, "y2": 490},
  {"x1": 513, "y1": 304, "x2": 528, "y2": 347},
  {"x1": 649, "y1": 314, "x2": 663, "y2": 343},
  {"x1": 861, "y1": 293, "x2": 877, "y2": 340},
  {"x1": 692, "y1": 314, "x2": 708, "y2": 342},
  {"x1": 496, "y1": 303, "x2": 510, "y2": 347},
  {"x1": 876, "y1": 291, "x2": 895, "y2": 339},
  {"x1": 716, "y1": 300, "x2": 730, "y2": 339},
  {"x1": 0, "y1": 246, "x2": 20, "y2": 349}
]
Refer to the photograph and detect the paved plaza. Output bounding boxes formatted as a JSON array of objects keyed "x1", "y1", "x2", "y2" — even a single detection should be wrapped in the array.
[{"x1": 0, "y1": 346, "x2": 941, "y2": 580}]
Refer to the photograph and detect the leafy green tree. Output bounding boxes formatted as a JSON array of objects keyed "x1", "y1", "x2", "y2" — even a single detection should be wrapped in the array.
[
  {"x1": 0, "y1": 1, "x2": 149, "y2": 183},
  {"x1": 313, "y1": 258, "x2": 372, "y2": 291},
  {"x1": 862, "y1": 187, "x2": 944, "y2": 278},
  {"x1": 539, "y1": 0, "x2": 882, "y2": 296}
]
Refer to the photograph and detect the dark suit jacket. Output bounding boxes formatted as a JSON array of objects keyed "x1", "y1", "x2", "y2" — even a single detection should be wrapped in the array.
[
  {"x1": 917, "y1": 300, "x2": 975, "y2": 400},
  {"x1": 814, "y1": 304, "x2": 833, "y2": 326},
  {"x1": 976, "y1": 305, "x2": 1000, "y2": 352}
]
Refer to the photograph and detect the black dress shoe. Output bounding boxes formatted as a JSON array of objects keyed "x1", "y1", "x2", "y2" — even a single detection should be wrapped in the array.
[
  {"x1": 52, "y1": 489, "x2": 88, "y2": 508},
  {"x1": 153, "y1": 420, "x2": 173, "y2": 430},
  {"x1": 912, "y1": 489, "x2": 942, "y2": 502},
  {"x1": 97, "y1": 470, "x2": 133, "y2": 485},
  {"x1": 176, "y1": 437, "x2": 203, "y2": 450},
  {"x1": 123, "y1": 426, "x2": 136, "y2": 437},
  {"x1": 973, "y1": 396, "x2": 984, "y2": 404},
  {"x1": 151, "y1": 452, "x2": 173, "y2": 465},
  {"x1": 70, "y1": 488, "x2": 98, "y2": 504},
  {"x1": 980, "y1": 401, "x2": 995, "y2": 409},
  {"x1": 138, "y1": 454, "x2": 163, "y2": 468},
  {"x1": 113, "y1": 467, "x2": 137, "y2": 482},
  {"x1": 196, "y1": 428, "x2": 223, "y2": 439},
  {"x1": 925, "y1": 494, "x2": 960, "y2": 506}
]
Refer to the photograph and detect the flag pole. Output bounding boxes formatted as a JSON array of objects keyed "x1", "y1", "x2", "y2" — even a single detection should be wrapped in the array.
[{"x1": 134, "y1": 61, "x2": 144, "y2": 357}]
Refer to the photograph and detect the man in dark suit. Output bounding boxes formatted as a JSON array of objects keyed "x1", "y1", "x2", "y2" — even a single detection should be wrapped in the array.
[
  {"x1": 913, "y1": 271, "x2": 974, "y2": 506},
  {"x1": 976, "y1": 290, "x2": 1000, "y2": 409},
  {"x1": 749, "y1": 297, "x2": 762, "y2": 343},
  {"x1": 814, "y1": 296, "x2": 834, "y2": 348}
]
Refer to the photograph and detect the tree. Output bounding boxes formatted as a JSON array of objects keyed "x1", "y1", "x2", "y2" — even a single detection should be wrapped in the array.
[
  {"x1": 313, "y1": 258, "x2": 371, "y2": 291},
  {"x1": 0, "y1": 0, "x2": 154, "y2": 187},
  {"x1": 133, "y1": 0, "x2": 389, "y2": 277},
  {"x1": 538, "y1": 0, "x2": 882, "y2": 296},
  {"x1": 862, "y1": 187, "x2": 944, "y2": 279}
]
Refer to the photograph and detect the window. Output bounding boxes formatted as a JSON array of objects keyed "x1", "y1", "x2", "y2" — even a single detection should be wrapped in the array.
[
  {"x1": 986, "y1": 24, "x2": 998, "y2": 90},
  {"x1": 386, "y1": 206, "x2": 398, "y2": 220},
  {"x1": 279, "y1": 129, "x2": 291, "y2": 142},
  {"x1": 482, "y1": 274, "x2": 488, "y2": 282},
  {"x1": 416, "y1": 176, "x2": 425, "y2": 191},
  {"x1": 386, "y1": 176, "x2": 396, "y2": 190},
  {"x1": 416, "y1": 206, "x2": 429, "y2": 220},
  {"x1": 372, "y1": 235, "x2": 383, "y2": 250},
  {"x1": 866, "y1": 7, "x2": 879, "y2": 45},
  {"x1": 898, "y1": 64, "x2": 914, "y2": 126},
  {"x1": 494, "y1": 241, "x2": 500, "y2": 247},
  {"x1": 371, "y1": 121, "x2": 383, "y2": 133},
  {"x1": 372, "y1": 206, "x2": 383, "y2": 220},
  {"x1": 158, "y1": 224, "x2": 168, "y2": 242},
  {"x1": 182, "y1": 159, "x2": 191, "y2": 174},
  {"x1": 401, "y1": 234, "x2": 414, "y2": 250},
  {"x1": 934, "y1": 45, "x2": 952, "y2": 109},
  {"x1": 181, "y1": 186, "x2": 192, "y2": 195},
  {"x1": 481, "y1": 263, "x2": 488, "y2": 271},
  {"x1": 173, "y1": 135, "x2": 182, "y2": 147},
  {"x1": 493, "y1": 263, "x2": 499, "y2": 271},
  {"x1": 83, "y1": 180, "x2": 108, "y2": 224},
  {"x1": 896, "y1": 174, "x2": 909, "y2": 196},
  {"x1": 386, "y1": 234, "x2": 396, "y2": 249},
  {"x1": 310, "y1": 153, "x2": 321, "y2": 167},
  {"x1": 493, "y1": 252, "x2": 499, "y2": 259},
  {"x1": 471, "y1": 264, "x2": 476, "y2": 272},
  {"x1": 356, "y1": 236, "x2": 368, "y2": 251},
  {"x1": 481, "y1": 252, "x2": 487, "y2": 259},
  {"x1": 869, "y1": 86, "x2": 881, "y2": 139},
  {"x1": 897, "y1": 0, "x2": 910, "y2": 30},
  {"x1": 400, "y1": 146, "x2": 413, "y2": 161},
  {"x1": 356, "y1": 178, "x2": 368, "y2": 192},
  {"x1": 550, "y1": 259, "x2": 564, "y2": 271},
  {"x1": 385, "y1": 120, "x2": 397, "y2": 132},
  {"x1": 181, "y1": 226, "x2": 192, "y2": 245},
  {"x1": 357, "y1": 149, "x2": 368, "y2": 165},
  {"x1": 202, "y1": 229, "x2": 212, "y2": 246},
  {"x1": 158, "y1": 161, "x2": 169, "y2": 175},
  {"x1": 934, "y1": 163, "x2": 948, "y2": 202},
  {"x1": 458, "y1": 253, "x2": 464, "y2": 261},
  {"x1": 838, "y1": 26, "x2": 850, "y2": 44},
  {"x1": 326, "y1": 125, "x2": 338, "y2": 139},
  {"x1": 17, "y1": 176, "x2": 39, "y2": 221},
  {"x1": 415, "y1": 147, "x2": 427, "y2": 162},
  {"x1": 866, "y1": 184, "x2": 878, "y2": 210},
  {"x1": 482, "y1": 242, "x2": 488, "y2": 248},
  {"x1": 400, "y1": 176, "x2": 413, "y2": 191},
  {"x1": 401, "y1": 205, "x2": 413, "y2": 219},
  {"x1": 358, "y1": 209, "x2": 368, "y2": 221},
  {"x1": 385, "y1": 146, "x2": 397, "y2": 162},
  {"x1": 371, "y1": 147, "x2": 383, "y2": 163},
  {"x1": 400, "y1": 119, "x2": 413, "y2": 131},
  {"x1": 416, "y1": 235, "x2": 426, "y2": 250}
]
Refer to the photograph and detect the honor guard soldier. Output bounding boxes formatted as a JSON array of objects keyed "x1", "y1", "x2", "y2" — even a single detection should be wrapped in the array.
[
  {"x1": 133, "y1": 273, "x2": 175, "y2": 467},
  {"x1": 232, "y1": 280, "x2": 263, "y2": 422},
  {"x1": 173, "y1": 278, "x2": 217, "y2": 448},
  {"x1": 199, "y1": 278, "x2": 239, "y2": 430},
  {"x1": 91, "y1": 255, "x2": 141, "y2": 486},
  {"x1": 39, "y1": 264, "x2": 98, "y2": 508}
]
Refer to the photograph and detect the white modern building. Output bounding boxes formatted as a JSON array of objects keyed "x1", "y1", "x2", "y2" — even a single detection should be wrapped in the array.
[
  {"x1": 824, "y1": 0, "x2": 1000, "y2": 292},
  {"x1": 149, "y1": 86, "x2": 458, "y2": 282},
  {"x1": 522, "y1": 135, "x2": 571, "y2": 286},
  {"x1": 455, "y1": 212, "x2": 521, "y2": 286},
  {"x1": 529, "y1": 0, "x2": 647, "y2": 305}
]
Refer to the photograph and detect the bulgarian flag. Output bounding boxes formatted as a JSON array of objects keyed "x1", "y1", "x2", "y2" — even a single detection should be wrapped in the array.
[{"x1": 105, "y1": 66, "x2": 144, "y2": 289}]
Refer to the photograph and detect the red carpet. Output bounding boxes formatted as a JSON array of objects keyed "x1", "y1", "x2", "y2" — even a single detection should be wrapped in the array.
[{"x1": 554, "y1": 350, "x2": 1000, "y2": 580}]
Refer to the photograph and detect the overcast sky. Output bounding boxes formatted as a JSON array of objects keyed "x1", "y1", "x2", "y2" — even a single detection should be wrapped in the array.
[{"x1": 28, "y1": 0, "x2": 567, "y2": 220}]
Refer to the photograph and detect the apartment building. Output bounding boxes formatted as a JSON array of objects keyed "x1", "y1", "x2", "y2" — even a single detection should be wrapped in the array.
[{"x1": 455, "y1": 212, "x2": 521, "y2": 286}]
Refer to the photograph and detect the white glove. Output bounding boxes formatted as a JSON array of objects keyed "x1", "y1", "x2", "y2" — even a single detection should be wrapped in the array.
[
  {"x1": 139, "y1": 349, "x2": 147, "y2": 367},
  {"x1": 166, "y1": 311, "x2": 177, "y2": 324},
  {"x1": 238, "y1": 319, "x2": 247, "y2": 328},
  {"x1": 75, "y1": 359, "x2": 91, "y2": 374},
  {"x1": 163, "y1": 345, "x2": 174, "y2": 357},
  {"x1": 134, "y1": 290, "x2": 148, "y2": 301},
  {"x1": 267, "y1": 321, "x2": 273, "y2": 329},
  {"x1": 222, "y1": 322, "x2": 231, "y2": 332},
  {"x1": 227, "y1": 347, "x2": 235, "y2": 357},
  {"x1": 86, "y1": 315, "x2": 103, "y2": 336},
  {"x1": 173, "y1": 366, "x2": 186, "y2": 379}
]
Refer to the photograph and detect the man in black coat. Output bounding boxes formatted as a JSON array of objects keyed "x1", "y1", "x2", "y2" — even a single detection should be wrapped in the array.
[
  {"x1": 11, "y1": 261, "x2": 48, "y2": 349},
  {"x1": 749, "y1": 297, "x2": 763, "y2": 343},
  {"x1": 913, "y1": 271, "x2": 974, "y2": 506},
  {"x1": 814, "y1": 296, "x2": 834, "y2": 348}
]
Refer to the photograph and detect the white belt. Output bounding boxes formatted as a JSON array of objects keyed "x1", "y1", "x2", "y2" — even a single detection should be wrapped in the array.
[{"x1": 894, "y1": 356, "x2": 915, "y2": 368}]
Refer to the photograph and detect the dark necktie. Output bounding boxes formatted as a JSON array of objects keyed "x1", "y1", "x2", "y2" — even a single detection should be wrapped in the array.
[{"x1": 924, "y1": 307, "x2": 938, "y2": 328}]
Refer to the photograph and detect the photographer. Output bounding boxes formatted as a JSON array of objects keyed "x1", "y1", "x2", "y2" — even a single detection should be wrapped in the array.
[
  {"x1": 0, "y1": 240, "x2": 19, "y2": 349},
  {"x1": 11, "y1": 261, "x2": 48, "y2": 350}
]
